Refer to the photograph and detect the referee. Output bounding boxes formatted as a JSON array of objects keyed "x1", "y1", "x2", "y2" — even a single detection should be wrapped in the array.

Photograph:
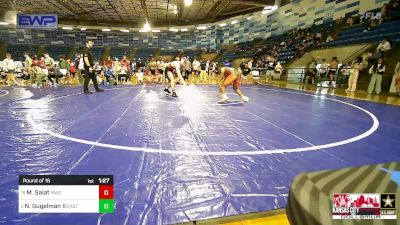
[{"x1": 83, "y1": 40, "x2": 103, "y2": 94}]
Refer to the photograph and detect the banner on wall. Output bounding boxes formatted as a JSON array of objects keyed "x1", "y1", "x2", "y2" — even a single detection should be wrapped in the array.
[
  {"x1": 17, "y1": 14, "x2": 58, "y2": 29},
  {"x1": 360, "y1": 11, "x2": 382, "y2": 21}
]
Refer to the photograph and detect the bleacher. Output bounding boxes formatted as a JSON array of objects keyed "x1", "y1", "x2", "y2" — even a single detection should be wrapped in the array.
[
  {"x1": 45, "y1": 46, "x2": 72, "y2": 59},
  {"x1": 182, "y1": 50, "x2": 202, "y2": 59},
  {"x1": 109, "y1": 48, "x2": 131, "y2": 60},
  {"x1": 134, "y1": 48, "x2": 158, "y2": 60},
  {"x1": 159, "y1": 50, "x2": 179, "y2": 56},
  {"x1": 219, "y1": 51, "x2": 238, "y2": 63},
  {"x1": 329, "y1": 20, "x2": 400, "y2": 46},
  {"x1": 91, "y1": 47, "x2": 104, "y2": 61},
  {"x1": 276, "y1": 48, "x2": 296, "y2": 64},
  {"x1": 7, "y1": 45, "x2": 38, "y2": 61}
]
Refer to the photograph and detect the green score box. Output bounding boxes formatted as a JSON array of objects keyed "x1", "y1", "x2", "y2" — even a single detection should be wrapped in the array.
[{"x1": 99, "y1": 199, "x2": 114, "y2": 213}]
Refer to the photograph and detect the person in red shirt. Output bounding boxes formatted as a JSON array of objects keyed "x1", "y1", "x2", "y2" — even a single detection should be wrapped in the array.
[
  {"x1": 120, "y1": 55, "x2": 130, "y2": 70},
  {"x1": 218, "y1": 66, "x2": 249, "y2": 103},
  {"x1": 103, "y1": 56, "x2": 113, "y2": 69}
]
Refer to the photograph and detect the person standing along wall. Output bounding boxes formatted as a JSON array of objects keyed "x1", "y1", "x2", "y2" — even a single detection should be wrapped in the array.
[
  {"x1": 367, "y1": 58, "x2": 385, "y2": 94},
  {"x1": 346, "y1": 57, "x2": 364, "y2": 92}
]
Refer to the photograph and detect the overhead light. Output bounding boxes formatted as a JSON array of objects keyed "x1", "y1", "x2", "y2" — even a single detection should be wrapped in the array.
[
  {"x1": 184, "y1": 0, "x2": 193, "y2": 6},
  {"x1": 219, "y1": 23, "x2": 227, "y2": 27},
  {"x1": 142, "y1": 21, "x2": 151, "y2": 32},
  {"x1": 152, "y1": 29, "x2": 161, "y2": 32},
  {"x1": 197, "y1": 26, "x2": 207, "y2": 30},
  {"x1": 120, "y1": 29, "x2": 129, "y2": 32},
  {"x1": 173, "y1": 9, "x2": 178, "y2": 14},
  {"x1": 247, "y1": 17, "x2": 252, "y2": 20},
  {"x1": 139, "y1": 29, "x2": 147, "y2": 33},
  {"x1": 102, "y1": 28, "x2": 111, "y2": 32},
  {"x1": 181, "y1": 28, "x2": 188, "y2": 32},
  {"x1": 169, "y1": 28, "x2": 179, "y2": 32},
  {"x1": 0, "y1": 21, "x2": 10, "y2": 25},
  {"x1": 80, "y1": 28, "x2": 87, "y2": 31},
  {"x1": 231, "y1": 20, "x2": 238, "y2": 24},
  {"x1": 62, "y1": 27, "x2": 73, "y2": 30}
]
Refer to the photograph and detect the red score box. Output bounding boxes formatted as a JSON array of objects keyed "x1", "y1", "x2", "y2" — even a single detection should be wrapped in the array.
[{"x1": 99, "y1": 185, "x2": 114, "y2": 199}]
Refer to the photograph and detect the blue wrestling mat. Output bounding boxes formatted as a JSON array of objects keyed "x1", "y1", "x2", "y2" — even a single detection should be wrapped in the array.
[{"x1": 0, "y1": 85, "x2": 399, "y2": 224}]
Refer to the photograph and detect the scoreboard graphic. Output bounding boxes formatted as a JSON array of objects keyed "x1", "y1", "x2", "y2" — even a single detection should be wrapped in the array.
[{"x1": 19, "y1": 175, "x2": 114, "y2": 213}]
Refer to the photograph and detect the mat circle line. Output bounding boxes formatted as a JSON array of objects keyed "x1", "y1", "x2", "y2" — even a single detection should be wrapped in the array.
[
  {"x1": 0, "y1": 90, "x2": 9, "y2": 97},
  {"x1": 26, "y1": 86, "x2": 379, "y2": 156}
]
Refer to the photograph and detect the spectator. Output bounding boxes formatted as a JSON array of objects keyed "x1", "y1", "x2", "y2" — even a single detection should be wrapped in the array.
[
  {"x1": 136, "y1": 58, "x2": 145, "y2": 85},
  {"x1": 69, "y1": 59, "x2": 76, "y2": 81},
  {"x1": 361, "y1": 50, "x2": 372, "y2": 68},
  {"x1": 337, "y1": 62, "x2": 352, "y2": 87},
  {"x1": 274, "y1": 62, "x2": 283, "y2": 80},
  {"x1": 58, "y1": 55, "x2": 70, "y2": 84},
  {"x1": 265, "y1": 56, "x2": 276, "y2": 82},
  {"x1": 317, "y1": 59, "x2": 329, "y2": 86},
  {"x1": 326, "y1": 34, "x2": 335, "y2": 43},
  {"x1": 23, "y1": 52, "x2": 32, "y2": 75},
  {"x1": 328, "y1": 57, "x2": 339, "y2": 88},
  {"x1": 389, "y1": 60, "x2": 400, "y2": 94},
  {"x1": 118, "y1": 65, "x2": 130, "y2": 84},
  {"x1": 305, "y1": 59, "x2": 317, "y2": 84},
  {"x1": 346, "y1": 57, "x2": 364, "y2": 92},
  {"x1": 199, "y1": 59, "x2": 208, "y2": 83},
  {"x1": 376, "y1": 39, "x2": 391, "y2": 58},
  {"x1": 44, "y1": 52, "x2": 59, "y2": 86},
  {"x1": 113, "y1": 58, "x2": 121, "y2": 79},
  {"x1": 3, "y1": 53, "x2": 22, "y2": 86},
  {"x1": 367, "y1": 58, "x2": 385, "y2": 94},
  {"x1": 314, "y1": 32, "x2": 322, "y2": 42},
  {"x1": 192, "y1": 58, "x2": 200, "y2": 83},
  {"x1": 30, "y1": 63, "x2": 46, "y2": 87},
  {"x1": 120, "y1": 55, "x2": 130, "y2": 70},
  {"x1": 183, "y1": 58, "x2": 191, "y2": 81},
  {"x1": 346, "y1": 17, "x2": 354, "y2": 26}
]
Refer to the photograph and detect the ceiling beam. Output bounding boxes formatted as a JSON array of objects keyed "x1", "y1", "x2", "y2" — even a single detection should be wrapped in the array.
[
  {"x1": 220, "y1": 6, "x2": 260, "y2": 16},
  {"x1": 58, "y1": 17, "x2": 198, "y2": 28},
  {"x1": 54, "y1": 0, "x2": 97, "y2": 20},
  {"x1": 106, "y1": 0, "x2": 124, "y2": 21},
  {"x1": 205, "y1": 0, "x2": 233, "y2": 23},
  {"x1": 139, "y1": 0, "x2": 148, "y2": 19},
  {"x1": 232, "y1": 0, "x2": 273, "y2": 7}
]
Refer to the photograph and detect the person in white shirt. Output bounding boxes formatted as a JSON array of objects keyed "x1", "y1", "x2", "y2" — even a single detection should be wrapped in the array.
[
  {"x1": 368, "y1": 58, "x2": 385, "y2": 94},
  {"x1": 3, "y1": 53, "x2": 22, "y2": 86},
  {"x1": 337, "y1": 62, "x2": 352, "y2": 87},
  {"x1": 325, "y1": 35, "x2": 335, "y2": 43},
  {"x1": 23, "y1": 52, "x2": 32, "y2": 77},
  {"x1": 376, "y1": 39, "x2": 391, "y2": 59},
  {"x1": 191, "y1": 58, "x2": 200, "y2": 83},
  {"x1": 317, "y1": 59, "x2": 329, "y2": 87},
  {"x1": 274, "y1": 62, "x2": 283, "y2": 80},
  {"x1": 183, "y1": 59, "x2": 191, "y2": 81},
  {"x1": 346, "y1": 57, "x2": 364, "y2": 92}
]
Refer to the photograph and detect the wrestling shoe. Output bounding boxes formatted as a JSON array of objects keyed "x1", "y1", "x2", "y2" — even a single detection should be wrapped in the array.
[
  {"x1": 218, "y1": 93, "x2": 229, "y2": 103},
  {"x1": 172, "y1": 91, "x2": 178, "y2": 97},
  {"x1": 241, "y1": 96, "x2": 250, "y2": 102},
  {"x1": 164, "y1": 88, "x2": 171, "y2": 94}
]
